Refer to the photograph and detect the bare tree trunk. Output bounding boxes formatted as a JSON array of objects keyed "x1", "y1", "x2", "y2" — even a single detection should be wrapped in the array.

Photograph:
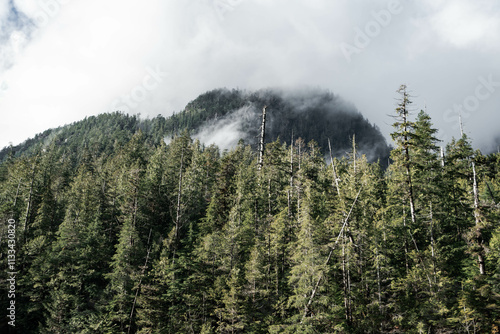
[
  {"x1": 258, "y1": 106, "x2": 267, "y2": 170},
  {"x1": 268, "y1": 178, "x2": 272, "y2": 214},
  {"x1": 398, "y1": 86, "x2": 417, "y2": 226},
  {"x1": 404, "y1": 134, "x2": 417, "y2": 226},
  {"x1": 352, "y1": 135, "x2": 356, "y2": 176},
  {"x1": 301, "y1": 188, "x2": 362, "y2": 323},
  {"x1": 472, "y1": 161, "x2": 486, "y2": 275},
  {"x1": 459, "y1": 114, "x2": 464, "y2": 137},
  {"x1": 328, "y1": 139, "x2": 342, "y2": 201}
]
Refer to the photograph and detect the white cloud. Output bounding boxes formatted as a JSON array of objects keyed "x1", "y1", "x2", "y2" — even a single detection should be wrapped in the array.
[
  {"x1": 418, "y1": 0, "x2": 500, "y2": 51},
  {"x1": 1, "y1": 0, "x2": 169, "y2": 147},
  {"x1": 1, "y1": 0, "x2": 499, "y2": 152},
  {"x1": 193, "y1": 106, "x2": 257, "y2": 152},
  {"x1": 11, "y1": 0, "x2": 41, "y2": 20}
]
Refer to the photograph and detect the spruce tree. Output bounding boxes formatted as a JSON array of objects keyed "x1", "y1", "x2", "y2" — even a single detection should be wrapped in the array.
[
  {"x1": 106, "y1": 132, "x2": 150, "y2": 333},
  {"x1": 42, "y1": 157, "x2": 113, "y2": 333}
]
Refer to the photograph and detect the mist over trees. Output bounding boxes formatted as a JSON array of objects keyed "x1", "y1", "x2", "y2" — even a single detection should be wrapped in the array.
[
  {"x1": 178, "y1": 88, "x2": 391, "y2": 163},
  {"x1": 0, "y1": 87, "x2": 390, "y2": 165},
  {"x1": 0, "y1": 86, "x2": 499, "y2": 333}
]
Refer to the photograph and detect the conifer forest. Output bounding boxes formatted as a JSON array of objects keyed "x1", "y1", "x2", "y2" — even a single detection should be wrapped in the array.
[{"x1": 1, "y1": 86, "x2": 499, "y2": 333}]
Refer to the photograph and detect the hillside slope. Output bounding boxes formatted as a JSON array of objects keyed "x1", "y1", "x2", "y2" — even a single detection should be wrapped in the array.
[
  {"x1": 0, "y1": 87, "x2": 390, "y2": 164},
  {"x1": 183, "y1": 88, "x2": 390, "y2": 161}
]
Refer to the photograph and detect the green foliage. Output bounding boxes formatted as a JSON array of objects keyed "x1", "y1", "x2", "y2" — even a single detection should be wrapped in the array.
[{"x1": 1, "y1": 88, "x2": 499, "y2": 333}]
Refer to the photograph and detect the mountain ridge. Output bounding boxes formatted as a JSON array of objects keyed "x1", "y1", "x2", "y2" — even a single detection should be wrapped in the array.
[{"x1": 0, "y1": 87, "x2": 391, "y2": 164}]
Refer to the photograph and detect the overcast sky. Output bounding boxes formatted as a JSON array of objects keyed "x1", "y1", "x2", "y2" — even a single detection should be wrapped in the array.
[{"x1": 1, "y1": 0, "x2": 499, "y2": 151}]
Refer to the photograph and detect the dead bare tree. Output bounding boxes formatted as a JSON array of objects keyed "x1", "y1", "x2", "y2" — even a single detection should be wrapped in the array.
[{"x1": 258, "y1": 106, "x2": 267, "y2": 171}]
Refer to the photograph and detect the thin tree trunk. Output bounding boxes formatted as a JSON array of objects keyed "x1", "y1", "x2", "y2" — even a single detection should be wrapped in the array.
[
  {"x1": 268, "y1": 178, "x2": 272, "y2": 214},
  {"x1": 128, "y1": 228, "x2": 153, "y2": 334},
  {"x1": 352, "y1": 135, "x2": 356, "y2": 176},
  {"x1": 472, "y1": 161, "x2": 486, "y2": 275},
  {"x1": 328, "y1": 139, "x2": 342, "y2": 201},
  {"x1": 258, "y1": 106, "x2": 267, "y2": 170},
  {"x1": 404, "y1": 138, "x2": 417, "y2": 226},
  {"x1": 301, "y1": 187, "x2": 362, "y2": 323}
]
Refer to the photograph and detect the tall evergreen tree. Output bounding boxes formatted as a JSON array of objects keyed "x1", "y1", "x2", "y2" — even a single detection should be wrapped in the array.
[
  {"x1": 106, "y1": 132, "x2": 150, "y2": 333},
  {"x1": 41, "y1": 156, "x2": 114, "y2": 333}
]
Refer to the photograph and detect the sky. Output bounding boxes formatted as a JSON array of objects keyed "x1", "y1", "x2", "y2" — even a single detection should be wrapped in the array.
[{"x1": 0, "y1": 0, "x2": 499, "y2": 151}]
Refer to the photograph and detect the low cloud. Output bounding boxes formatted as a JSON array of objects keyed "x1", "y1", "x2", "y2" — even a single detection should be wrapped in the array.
[
  {"x1": 192, "y1": 105, "x2": 258, "y2": 152},
  {"x1": 0, "y1": 0, "x2": 499, "y2": 153}
]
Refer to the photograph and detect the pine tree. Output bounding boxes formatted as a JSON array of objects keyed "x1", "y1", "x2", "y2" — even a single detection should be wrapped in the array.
[
  {"x1": 105, "y1": 132, "x2": 150, "y2": 333},
  {"x1": 138, "y1": 136, "x2": 221, "y2": 333},
  {"x1": 385, "y1": 85, "x2": 419, "y2": 281},
  {"x1": 385, "y1": 88, "x2": 450, "y2": 331},
  {"x1": 42, "y1": 157, "x2": 114, "y2": 333},
  {"x1": 19, "y1": 146, "x2": 72, "y2": 332},
  {"x1": 283, "y1": 142, "x2": 339, "y2": 332},
  {"x1": 216, "y1": 268, "x2": 247, "y2": 333},
  {"x1": 338, "y1": 143, "x2": 389, "y2": 331}
]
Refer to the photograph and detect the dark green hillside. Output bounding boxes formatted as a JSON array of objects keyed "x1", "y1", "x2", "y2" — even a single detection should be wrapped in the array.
[
  {"x1": 248, "y1": 88, "x2": 389, "y2": 160},
  {"x1": 0, "y1": 112, "x2": 143, "y2": 163},
  {"x1": 167, "y1": 88, "x2": 247, "y2": 130},
  {"x1": 172, "y1": 88, "x2": 390, "y2": 161},
  {"x1": 1, "y1": 87, "x2": 391, "y2": 165}
]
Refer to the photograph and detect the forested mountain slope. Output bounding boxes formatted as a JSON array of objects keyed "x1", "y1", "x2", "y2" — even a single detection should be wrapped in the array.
[
  {"x1": 174, "y1": 88, "x2": 390, "y2": 161},
  {"x1": 0, "y1": 86, "x2": 499, "y2": 333},
  {"x1": 0, "y1": 88, "x2": 390, "y2": 165}
]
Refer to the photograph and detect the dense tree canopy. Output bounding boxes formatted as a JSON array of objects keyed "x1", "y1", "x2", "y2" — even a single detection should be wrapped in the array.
[{"x1": 0, "y1": 88, "x2": 499, "y2": 333}]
